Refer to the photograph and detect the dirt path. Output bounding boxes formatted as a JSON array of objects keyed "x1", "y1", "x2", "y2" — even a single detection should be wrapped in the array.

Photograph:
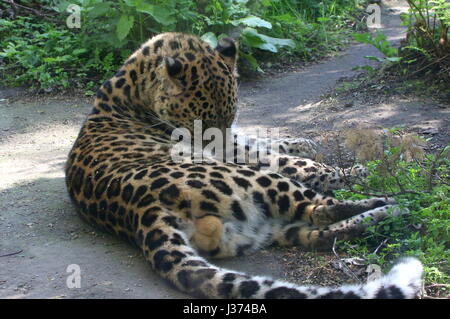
[
  {"x1": 0, "y1": 1, "x2": 448, "y2": 299},
  {"x1": 236, "y1": 0, "x2": 407, "y2": 132}
]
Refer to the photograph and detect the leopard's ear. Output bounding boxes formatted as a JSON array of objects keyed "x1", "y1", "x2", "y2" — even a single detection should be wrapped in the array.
[
  {"x1": 216, "y1": 37, "x2": 238, "y2": 67},
  {"x1": 163, "y1": 56, "x2": 186, "y2": 95},
  {"x1": 165, "y1": 57, "x2": 183, "y2": 78}
]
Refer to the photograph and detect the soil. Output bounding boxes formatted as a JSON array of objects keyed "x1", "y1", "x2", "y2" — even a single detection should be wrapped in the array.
[{"x1": 0, "y1": 1, "x2": 448, "y2": 299}]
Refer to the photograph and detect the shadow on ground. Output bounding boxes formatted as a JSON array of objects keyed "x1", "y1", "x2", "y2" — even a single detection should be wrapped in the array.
[
  {"x1": 0, "y1": 175, "x2": 289, "y2": 299},
  {"x1": 0, "y1": 1, "x2": 447, "y2": 299}
]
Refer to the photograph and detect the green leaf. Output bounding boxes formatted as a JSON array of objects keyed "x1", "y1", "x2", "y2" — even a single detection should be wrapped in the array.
[
  {"x1": 122, "y1": 0, "x2": 140, "y2": 7},
  {"x1": 257, "y1": 34, "x2": 296, "y2": 51},
  {"x1": 240, "y1": 28, "x2": 266, "y2": 47},
  {"x1": 116, "y1": 14, "x2": 134, "y2": 41},
  {"x1": 353, "y1": 33, "x2": 372, "y2": 44},
  {"x1": 364, "y1": 55, "x2": 385, "y2": 62},
  {"x1": 201, "y1": 32, "x2": 218, "y2": 48},
  {"x1": 87, "y1": 3, "x2": 112, "y2": 18},
  {"x1": 135, "y1": 3, "x2": 154, "y2": 14},
  {"x1": 317, "y1": 17, "x2": 330, "y2": 23},
  {"x1": 374, "y1": 32, "x2": 388, "y2": 43},
  {"x1": 136, "y1": 4, "x2": 175, "y2": 26},
  {"x1": 400, "y1": 12, "x2": 412, "y2": 26},
  {"x1": 239, "y1": 50, "x2": 262, "y2": 72},
  {"x1": 72, "y1": 48, "x2": 87, "y2": 56},
  {"x1": 385, "y1": 57, "x2": 402, "y2": 62},
  {"x1": 231, "y1": 16, "x2": 272, "y2": 29},
  {"x1": 241, "y1": 28, "x2": 295, "y2": 53},
  {"x1": 53, "y1": 0, "x2": 71, "y2": 13},
  {"x1": 272, "y1": 14, "x2": 299, "y2": 24}
]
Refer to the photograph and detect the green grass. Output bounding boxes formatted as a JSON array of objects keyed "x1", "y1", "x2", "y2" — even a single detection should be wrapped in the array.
[{"x1": 334, "y1": 144, "x2": 449, "y2": 297}]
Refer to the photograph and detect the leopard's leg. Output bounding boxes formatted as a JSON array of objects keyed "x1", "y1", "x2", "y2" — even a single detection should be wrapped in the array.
[
  {"x1": 274, "y1": 205, "x2": 407, "y2": 250},
  {"x1": 227, "y1": 132, "x2": 366, "y2": 193},
  {"x1": 185, "y1": 165, "x2": 394, "y2": 256},
  {"x1": 136, "y1": 204, "x2": 421, "y2": 299},
  {"x1": 230, "y1": 130, "x2": 319, "y2": 160},
  {"x1": 273, "y1": 157, "x2": 368, "y2": 193},
  {"x1": 298, "y1": 197, "x2": 396, "y2": 226},
  {"x1": 237, "y1": 152, "x2": 368, "y2": 193},
  {"x1": 190, "y1": 202, "x2": 400, "y2": 257},
  {"x1": 123, "y1": 164, "x2": 418, "y2": 299},
  {"x1": 188, "y1": 199, "x2": 397, "y2": 253},
  {"x1": 274, "y1": 137, "x2": 319, "y2": 159}
]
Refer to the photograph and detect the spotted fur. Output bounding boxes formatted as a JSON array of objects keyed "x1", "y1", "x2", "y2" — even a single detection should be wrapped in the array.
[{"x1": 66, "y1": 33, "x2": 423, "y2": 299}]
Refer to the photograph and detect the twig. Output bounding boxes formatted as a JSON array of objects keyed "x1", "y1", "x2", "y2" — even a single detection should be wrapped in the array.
[
  {"x1": 422, "y1": 295, "x2": 450, "y2": 299},
  {"x1": 0, "y1": 249, "x2": 23, "y2": 257},
  {"x1": 372, "y1": 238, "x2": 388, "y2": 255},
  {"x1": 425, "y1": 284, "x2": 449, "y2": 289},
  {"x1": 427, "y1": 261, "x2": 448, "y2": 266},
  {"x1": 406, "y1": 54, "x2": 450, "y2": 78},
  {"x1": 305, "y1": 263, "x2": 328, "y2": 281},
  {"x1": 348, "y1": 185, "x2": 423, "y2": 197},
  {"x1": 331, "y1": 237, "x2": 362, "y2": 283},
  {"x1": 2, "y1": 0, "x2": 39, "y2": 15},
  {"x1": 422, "y1": 284, "x2": 449, "y2": 299},
  {"x1": 0, "y1": 0, "x2": 56, "y2": 17}
]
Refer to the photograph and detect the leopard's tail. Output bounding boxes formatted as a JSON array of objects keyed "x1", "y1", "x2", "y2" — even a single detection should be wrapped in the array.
[{"x1": 140, "y1": 211, "x2": 423, "y2": 299}]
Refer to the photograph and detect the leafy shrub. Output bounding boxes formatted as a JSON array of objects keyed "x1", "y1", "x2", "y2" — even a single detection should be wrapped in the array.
[
  {"x1": 0, "y1": 17, "x2": 93, "y2": 90},
  {"x1": 52, "y1": 0, "x2": 299, "y2": 71},
  {"x1": 334, "y1": 128, "x2": 449, "y2": 297},
  {"x1": 352, "y1": 0, "x2": 449, "y2": 80},
  {"x1": 0, "y1": 0, "x2": 366, "y2": 90},
  {"x1": 399, "y1": 0, "x2": 450, "y2": 78},
  {"x1": 52, "y1": 0, "x2": 202, "y2": 47}
]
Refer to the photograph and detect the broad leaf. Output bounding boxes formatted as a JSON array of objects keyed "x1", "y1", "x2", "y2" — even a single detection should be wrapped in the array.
[
  {"x1": 385, "y1": 57, "x2": 402, "y2": 62},
  {"x1": 241, "y1": 28, "x2": 295, "y2": 53},
  {"x1": 137, "y1": 4, "x2": 175, "y2": 26},
  {"x1": 72, "y1": 48, "x2": 87, "y2": 56},
  {"x1": 87, "y1": 3, "x2": 112, "y2": 18},
  {"x1": 272, "y1": 14, "x2": 299, "y2": 24},
  {"x1": 232, "y1": 16, "x2": 272, "y2": 29},
  {"x1": 239, "y1": 50, "x2": 262, "y2": 72},
  {"x1": 201, "y1": 32, "x2": 218, "y2": 48},
  {"x1": 352, "y1": 33, "x2": 372, "y2": 44},
  {"x1": 364, "y1": 55, "x2": 385, "y2": 62},
  {"x1": 241, "y1": 28, "x2": 265, "y2": 47},
  {"x1": 116, "y1": 14, "x2": 134, "y2": 41}
]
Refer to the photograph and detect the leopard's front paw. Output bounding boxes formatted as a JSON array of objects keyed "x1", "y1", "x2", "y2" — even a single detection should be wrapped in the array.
[
  {"x1": 311, "y1": 205, "x2": 334, "y2": 226},
  {"x1": 342, "y1": 165, "x2": 369, "y2": 183},
  {"x1": 391, "y1": 206, "x2": 410, "y2": 217},
  {"x1": 367, "y1": 197, "x2": 396, "y2": 208},
  {"x1": 278, "y1": 138, "x2": 319, "y2": 159},
  {"x1": 350, "y1": 164, "x2": 369, "y2": 178}
]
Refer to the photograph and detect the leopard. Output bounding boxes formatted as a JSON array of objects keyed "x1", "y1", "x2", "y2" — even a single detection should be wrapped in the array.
[{"x1": 66, "y1": 32, "x2": 423, "y2": 299}]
